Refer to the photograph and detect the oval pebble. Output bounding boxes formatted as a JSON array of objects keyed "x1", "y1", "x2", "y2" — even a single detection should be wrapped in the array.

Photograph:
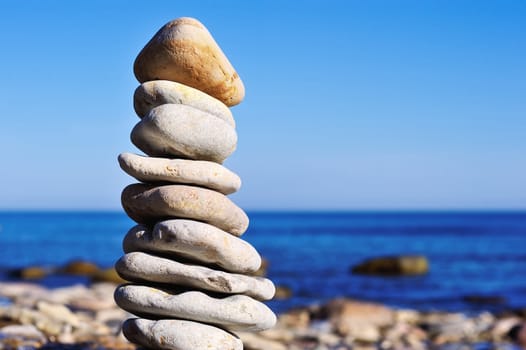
[
  {"x1": 121, "y1": 183, "x2": 249, "y2": 236},
  {"x1": 134, "y1": 80, "x2": 235, "y2": 127},
  {"x1": 123, "y1": 220, "x2": 261, "y2": 273},
  {"x1": 133, "y1": 17, "x2": 245, "y2": 106},
  {"x1": 115, "y1": 252, "x2": 274, "y2": 300},
  {"x1": 116, "y1": 285, "x2": 276, "y2": 331},
  {"x1": 118, "y1": 153, "x2": 241, "y2": 195},
  {"x1": 122, "y1": 318, "x2": 243, "y2": 350},
  {"x1": 131, "y1": 104, "x2": 237, "y2": 163}
]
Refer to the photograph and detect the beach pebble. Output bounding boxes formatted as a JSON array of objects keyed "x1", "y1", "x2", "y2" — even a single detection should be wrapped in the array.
[
  {"x1": 115, "y1": 252, "x2": 274, "y2": 300},
  {"x1": 118, "y1": 153, "x2": 241, "y2": 195},
  {"x1": 0, "y1": 324, "x2": 47, "y2": 343},
  {"x1": 123, "y1": 220, "x2": 261, "y2": 273},
  {"x1": 133, "y1": 17, "x2": 245, "y2": 106},
  {"x1": 121, "y1": 183, "x2": 249, "y2": 236},
  {"x1": 0, "y1": 282, "x2": 48, "y2": 300},
  {"x1": 320, "y1": 298, "x2": 394, "y2": 337},
  {"x1": 36, "y1": 301, "x2": 81, "y2": 327},
  {"x1": 131, "y1": 104, "x2": 236, "y2": 163},
  {"x1": 134, "y1": 80, "x2": 235, "y2": 127},
  {"x1": 115, "y1": 285, "x2": 276, "y2": 331},
  {"x1": 123, "y1": 318, "x2": 243, "y2": 350},
  {"x1": 236, "y1": 332, "x2": 288, "y2": 350}
]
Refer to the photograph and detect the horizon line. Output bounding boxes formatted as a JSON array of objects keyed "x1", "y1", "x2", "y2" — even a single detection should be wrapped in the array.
[{"x1": 0, "y1": 208, "x2": 525, "y2": 214}]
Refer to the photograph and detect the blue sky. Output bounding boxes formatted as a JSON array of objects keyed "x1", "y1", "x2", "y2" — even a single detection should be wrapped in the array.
[{"x1": 0, "y1": 0, "x2": 524, "y2": 210}]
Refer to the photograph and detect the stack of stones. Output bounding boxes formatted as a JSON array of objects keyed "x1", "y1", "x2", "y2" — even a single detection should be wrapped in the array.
[{"x1": 115, "y1": 17, "x2": 276, "y2": 350}]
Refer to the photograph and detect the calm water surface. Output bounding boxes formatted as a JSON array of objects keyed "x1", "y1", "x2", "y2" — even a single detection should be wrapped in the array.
[{"x1": 0, "y1": 211, "x2": 524, "y2": 314}]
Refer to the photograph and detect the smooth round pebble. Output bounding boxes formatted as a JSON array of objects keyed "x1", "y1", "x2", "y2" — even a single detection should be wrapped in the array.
[
  {"x1": 134, "y1": 80, "x2": 235, "y2": 127},
  {"x1": 122, "y1": 318, "x2": 243, "y2": 350},
  {"x1": 123, "y1": 220, "x2": 261, "y2": 273},
  {"x1": 133, "y1": 17, "x2": 245, "y2": 106},
  {"x1": 115, "y1": 252, "x2": 274, "y2": 300},
  {"x1": 116, "y1": 285, "x2": 277, "y2": 331},
  {"x1": 131, "y1": 104, "x2": 237, "y2": 163},
  {"x1": 118, "y1": 153, "x2": 241, "y2": 195},
  {"x1": 121, "y1": 183, "x2": 249, "y2": 236}
]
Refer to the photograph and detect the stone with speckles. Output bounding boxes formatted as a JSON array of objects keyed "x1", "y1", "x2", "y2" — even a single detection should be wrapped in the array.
[
  {"x1": 133, "y1": 17, "x2": 245, "y2": 106},
  {"x1": 116, "y1": 285, "x2": 276, "y2": 331},
  {"x1": 122, "y1": 318, "x2": 243, "y2": 350},
  {"x1": 118, "y1": 152, "x2": 241, "y2": 195},
  {"x1": 121, "y1": 183, "x2": 249, "y2": 236},
  {"x1": 123, "y1": 220, "x2": 261, "y2": 273},
  {"x1": 115, "y1": 252, "x2": 274, "y2": 300}
]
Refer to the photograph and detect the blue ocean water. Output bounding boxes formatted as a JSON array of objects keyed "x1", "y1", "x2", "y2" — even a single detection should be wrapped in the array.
[{"x1": 0, "y1": 211, "x2": 524, "y2": 314}]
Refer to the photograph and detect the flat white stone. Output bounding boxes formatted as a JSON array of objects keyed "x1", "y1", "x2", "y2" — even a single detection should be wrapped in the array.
[
  {"x1": 122, "y1": 318, "x2": 243, "y2": 350},
  {"x1": 134, "y1": 80, "x2": 235, "y2": 127},
  {"x1": 123, "y1": 220, "x2": 261, "y2": 273},
  {"x1": 131, "y1": 104, "x2": 237, "y2": 163},
  {"x1": 115, "y1": 252, "x2": 274, "y2": 300},
  {"x1": 118, "y1": 153, "x2": 241, "y2": 194},
  {"x1": 116, "y1": 285, "x2": 277, "y2": 332},
  {"x1": 121, "y1": 183, "x2": 249, "y2": 236}
]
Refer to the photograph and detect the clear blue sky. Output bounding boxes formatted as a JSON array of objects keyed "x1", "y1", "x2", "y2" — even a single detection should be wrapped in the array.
[{"x1": 0, "y1": 0, "x2": 524, "y2": 210}]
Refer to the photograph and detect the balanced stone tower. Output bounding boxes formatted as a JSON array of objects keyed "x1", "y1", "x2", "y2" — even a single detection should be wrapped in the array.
[{"x1": 115, "y1": 18, "x2": 276, "y2": 350}]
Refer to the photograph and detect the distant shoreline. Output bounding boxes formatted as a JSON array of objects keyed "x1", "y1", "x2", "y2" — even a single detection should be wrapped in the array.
[{"x1": 1, "y1": 209, "x2": 526, "y2": 214}]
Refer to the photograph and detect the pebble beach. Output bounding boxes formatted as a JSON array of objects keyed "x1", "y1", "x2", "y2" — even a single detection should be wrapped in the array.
[{"x1": 1, "y1": 280, "x2": 524, "y2": 350}]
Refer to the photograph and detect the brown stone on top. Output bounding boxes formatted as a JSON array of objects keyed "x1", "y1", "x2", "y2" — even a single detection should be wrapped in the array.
[
  {"x1": 133, "y1": 17, "x2": 245, "y2": 107},
  {"x1": 121, "y1": 183, "x2": 249, "y2": 236}
]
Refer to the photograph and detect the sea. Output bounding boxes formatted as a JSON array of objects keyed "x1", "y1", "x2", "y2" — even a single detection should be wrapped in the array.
[{"x1": 0, "y1": 211, "x2": 525, "y2": 315}]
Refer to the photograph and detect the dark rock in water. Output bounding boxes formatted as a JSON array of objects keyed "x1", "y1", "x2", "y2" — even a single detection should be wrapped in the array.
[
  {"x1": 7, "y1": 266, "x2": 50, "y2": 280},
  {"x1": 274, "y1": 285, "x2": 293, "y2": 300},
  {"x1": 91, "y1": 267, "x2": 127, "y2": 284},
  {"x1": 59, "y1": 260, "x2": 100, "y2": 276},
  {"x1": 463, "y1": 295, "x2": 507, "y2": 305},
  {"x1": 350, "y1": 255, "x2": 429, "y2": 276}
]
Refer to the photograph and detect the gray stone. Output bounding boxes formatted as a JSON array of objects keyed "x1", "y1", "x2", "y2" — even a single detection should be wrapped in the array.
[
  {"x1": 122, "y1": 318, "x2": 243, "y2": 350},
  {"x1": 134, "y1": 80, "x2": 235, "y2": 127},
  {"x1": 236, "y1": 332, "x2": 287, "y2": 350},
  {"x1": 115, "y1": 252, "x2": 274, "y2": 300},
  {"x1": 131, "y1": 104, "x2": 236, "y2": 164},
  {"x1": 118, "y1": 153, "x2": 241, "y2": 195},
  {"x1": 0, "y1": 324, "x2": 46, "y2": 342},
  {"x1": 123, "y1": 220, "x2": 261, "y2": 273},
  {"x1": 133, "y1": 17, "x2": 245, "y2": 107},
  {"x1": 115, "y1": 285, "x2": 276, "y2": 331},
  {"x1": 121, "y1": 183, "x2": 249, "y2": 236}
]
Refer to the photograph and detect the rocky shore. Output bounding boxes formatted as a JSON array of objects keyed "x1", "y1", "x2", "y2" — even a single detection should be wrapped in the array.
[{"x1": 0, "y1": 281, "x2": 523, "y2": 350}]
